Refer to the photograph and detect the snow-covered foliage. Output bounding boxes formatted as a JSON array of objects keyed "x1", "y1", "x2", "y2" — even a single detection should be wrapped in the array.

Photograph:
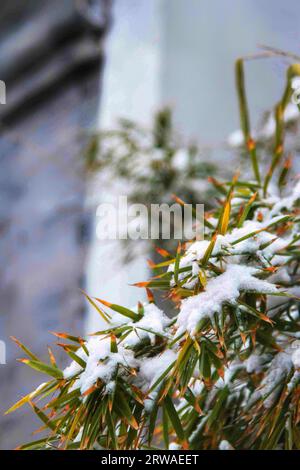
[
  {"x1": 85, "y1": 107, "x2": 216, "y2": 261},
  {"x1": 176, "y1": 264, "x2": 279, "y2": 336},
  {"x1": 7, "y1": 58, "x2": 300, "y2": 450}
]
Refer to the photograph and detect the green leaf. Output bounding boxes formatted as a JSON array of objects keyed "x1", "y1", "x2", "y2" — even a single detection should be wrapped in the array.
[
  {"x1": 148, "y1": 360, "x2": 176, "y2": 394},
  {"x1": 199, "y1": 344, "x2": 211, "y2": 379},
  {"x1": 110, "y1": 334, "x2": 118, "y2": 353},
  {"x1": 174, "y1": 243, "x2": 181, "y2": 285},
  {"x1": 114, "y1": 390, "x2": 139, "y2": 430},
  {"x1": 235, "y1": 58, "x2": 250, "y2": 141},
  {"x1": 19, "y1": 359, "x2": 63, "y2": 379},
  {"x1": 237, "y1": 192, "x2": 257, "y2": 228},
  {"x1": 164, "y1": 394, "x2": 185, "y2": 442},
  {"x1": 16, "y1": 437, "x2": 57, "y2": 450},
  {"x1": 30, "y1": 402, "x2": 57, "y2": 431},
  {"x1": 162, "y1": 405, "x2": 170, "y2": 449},
  {"x1": 147, "y1": 403, "x2": 158, "y2": 446},
  {"x1": 81, "y1": 290, "x2": 111, "y2": 323},
  {"x1": 202, "y1": 233, "x2": 218, "y2": 266},
  {"x1": 95, "y1": 298, "x2": 140, "y2": 321},
  {"x1": 10, "y1": 336, "x2": 39, "y2": 361},
  {"x1": 106, "y1": 407, "x2": 118, "y2": 449},
  {"x1": 65, "y1": 351, "x2": 86, "y2": 369},
  {"x1": 5, "y1": 381, "x2": 55, "y2": 415}
]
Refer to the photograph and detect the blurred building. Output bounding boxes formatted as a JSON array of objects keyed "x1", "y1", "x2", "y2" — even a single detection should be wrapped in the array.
[{"x1": 0, "y1": 0, "x2": 111, "y2": 449}]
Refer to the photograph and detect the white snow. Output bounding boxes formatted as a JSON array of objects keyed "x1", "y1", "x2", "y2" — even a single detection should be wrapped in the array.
[
  {"x1": 123, "y1": 303, "x2": 171, "y2": 347},
  {"x1": 219, "y1": 440, "x2": 234, "y2": 450},
  {"x1": 169, "y1": 215, "x2": 291, "y2": 290},
  {"x1": 63, "y1": 336, "x2": 138, "y2": 395},
  {"x1": 250, "y1": 343, "x2": 300, "y2": 408},
  {"x1": 228, "y1": 101, "x2": 299, "y2": 145},
  {"x1": 268, "y1": 180, "x2": 300, "y2": 218},
  {"x1": 172, "y1": 148, "x2": 189, "y2": 171},
  {"x1": 169, "y1": 442, "x2": 181, "y2": 450},
  {"x1": 215, "y1": 362, "x2": 245, "y2": 389},
  {"x1": 291, "y1": 347, "x2": 300, "y2": 369},
  {"x1": 259, "y1": 350, "x2": 293, "y2": 408},
  {"x1": 291, "y1": 77, "x2": 300, "y2": 90},
  {"x1": 245, "y1": 353, "x2": 271, "y2": 374},
  {"x1": 227, "y1": 129, "x2": 244, "y2": 147},
  {"x1": 259, "y1": 103, "x2": 299, "y2": 139},
  {"x1": 168, "y1": 236, "x2": 224, "y2": 288},
  {"x1": 176, "y1": 264, "x2": 278, "y2": 336},
  {"x1": 284, "y1": 102, "x2": 299, "y2": 121},
  {"x1": 63, "y1": 312, "x2": 176, "y2": 397},
  {"x1": 139, "y1": 349, "x2": 177, "y2": 390}
]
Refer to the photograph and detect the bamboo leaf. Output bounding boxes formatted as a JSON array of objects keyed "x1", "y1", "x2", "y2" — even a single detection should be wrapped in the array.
[
  {"x1": 174, "y1": 242, "x2": 181, "y2": 285},
  {"x1": 95, "y1": 298, "x2": 140, "y2": 321},
  {"x1": 164, "y1": 394, "x2": 185, "y2": 442},
  {"x1": 29, "y1": 402, "x2": 57, "y2": 431},
  {"x1": 10, "y1": 336, "x2": 39, "y2": 361},
  {"x1": 111, "y1": 334, "x2": 118, "y2": 353},
  {"x1": 18, "y1": 358, "x2": 63, "y2": 379},
  {"x1": 202, "y1": 232, "x2": 218, "y2": 266},
  {"x1": 5, "y1": 381, "x2": 54, "y2": 415},
  {"x1": 81, "y1": 290, "x2": 111, "y2": 323}
]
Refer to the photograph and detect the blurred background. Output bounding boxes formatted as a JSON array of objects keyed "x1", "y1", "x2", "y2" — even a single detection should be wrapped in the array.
[{"x1": 1, "y1": 0, "x2": 300, "y2": 450}]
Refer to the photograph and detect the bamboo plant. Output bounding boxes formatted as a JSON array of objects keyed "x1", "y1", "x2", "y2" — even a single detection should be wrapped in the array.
[
  {"x1": 6, "y1": 57, "x2": 300, "y2": 450},
  {"x1": 85, "y1": 107, "x2": 216, "y2": 261}
]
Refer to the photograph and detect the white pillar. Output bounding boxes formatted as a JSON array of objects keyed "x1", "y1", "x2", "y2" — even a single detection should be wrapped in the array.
[{"x1": 86, "y1": 0, "x2": 162, "y2": 332}]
